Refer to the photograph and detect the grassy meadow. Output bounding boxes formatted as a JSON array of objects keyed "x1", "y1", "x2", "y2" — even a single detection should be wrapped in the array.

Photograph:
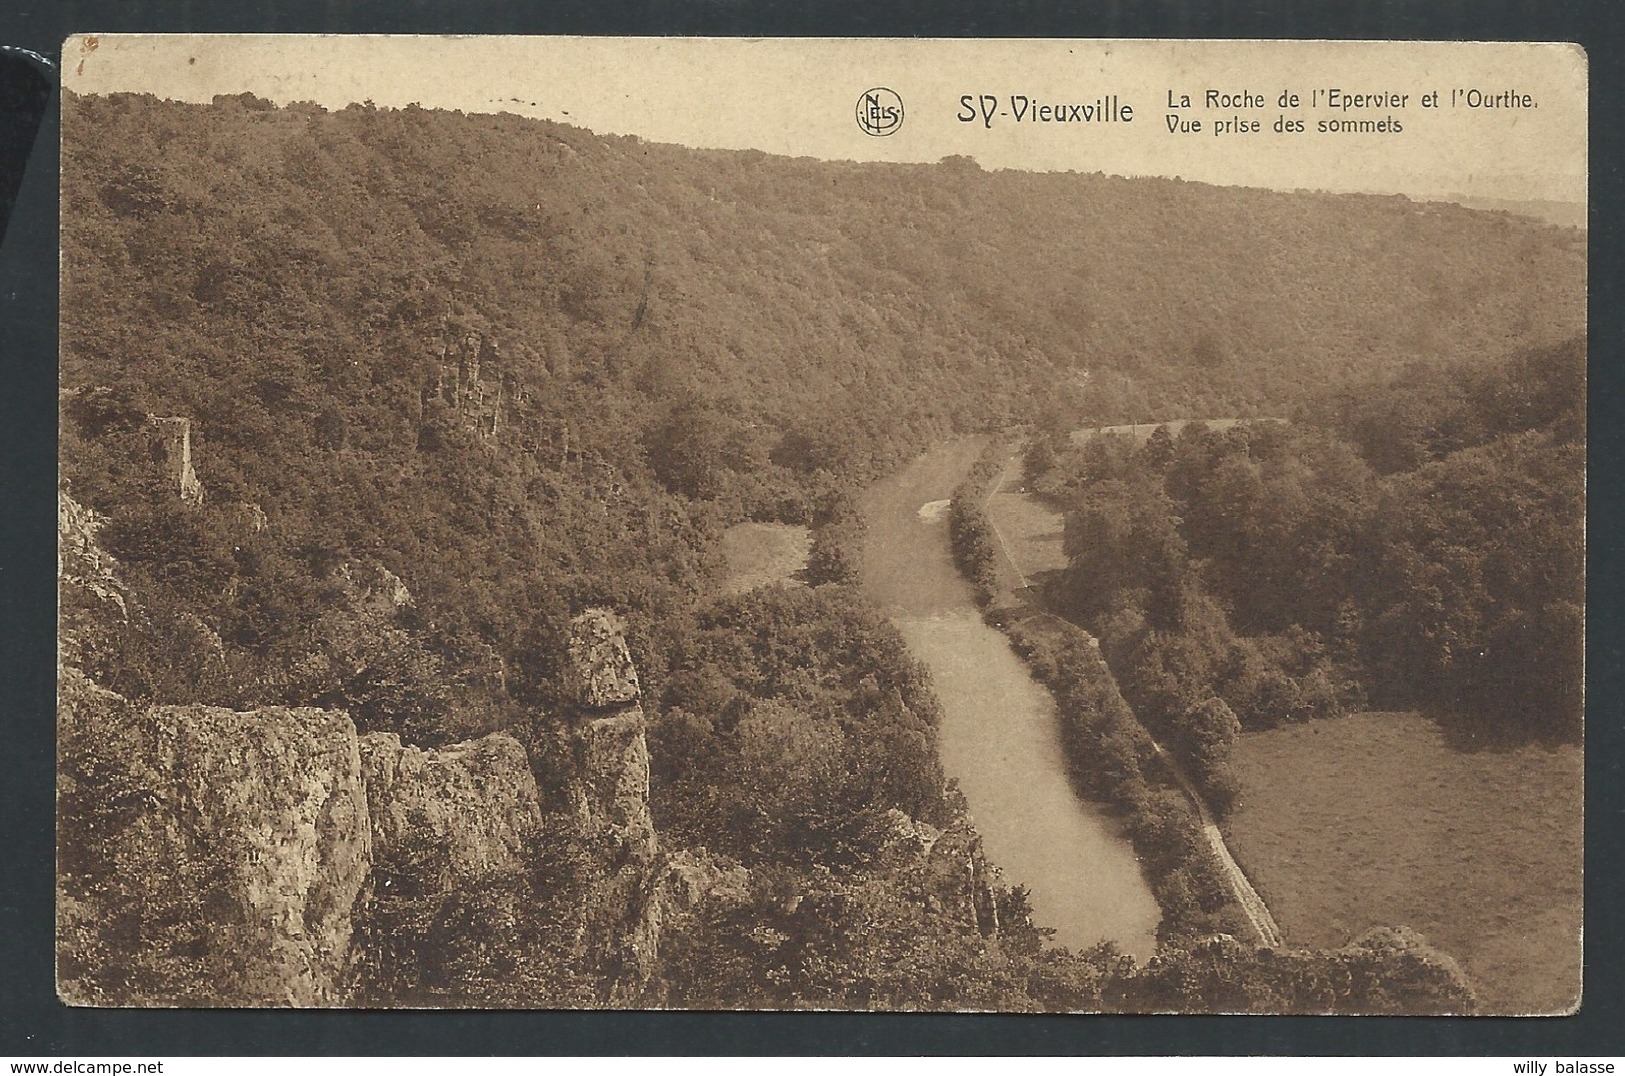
[
  {"x1": 1225, "y1": 711, "x2": 1582, "y2": 1014},
  {"x1": 986, "y1": 489, "x2": 1070, "y2": 577},
  {"x1": 717, "y1": 522, "x2": 812, "y2": 595}
]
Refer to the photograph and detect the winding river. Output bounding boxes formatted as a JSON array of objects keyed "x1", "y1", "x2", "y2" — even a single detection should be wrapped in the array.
[{"x1": 860, "y1": 440, "x2": 1160, "y2": 959}]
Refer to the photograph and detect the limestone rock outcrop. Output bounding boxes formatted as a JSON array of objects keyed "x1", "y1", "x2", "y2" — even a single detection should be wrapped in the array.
[
  {"x1": 331, "y1": 560, "x2": 412, "y2": 621},
  {"x1": 562, "y1": 608, "x2": 663, "y2": 1001},
  {"x1": 232, "y1": 501, "x2": 269, "y2": 534},
  {"x1": 58, "y1": 491, "x2": 123, "y2": 608},
  {"x1": 925, "y1": 821, "x2": 1002, "y2": 937},
  {"x1": 878, "y1": 807, "x2": 941, "y2": 861},
  {"x1": 661, "y1": 848, "x2": 752, "y2": 914},
  {"x1": 150, "y1": 702, "x2": 371, "y2": 1005},
  {"x1": 878, "y1": 808, "x2": 1003, "y2": 937},
  {"x1": 575, "y1": 707, "x2": 656, "y2": 854},
  {"x1": 359, "y1": 731, "x2": 541, "y2": 898},
  {"x1": 58, "y1": 677, "x2": 555, "y2": 1007},
  {"x1": 563, "y1": 609, "x2": 656, "y2": 858},
  {"x1": 566, "y1": 608, "x2": 642, "y2": 710},
  {"x1": 58, "y1": 672, "x2": 371, "y2": 1006},
  {"x1": 424, "y1": 323, "x2": 525, "y2": 446},
  {"x1": 57, "y1": 499, "x2": 684, "y2": 1008},
  {"x1": 58, "y1": 491, "x2": 563, "y2": 1006},
  {"x1": 148, "y1": 415, "x2": 204, "y2": 505},
  {"x1": 58, "y1": 491, "x2": 127, "y2": 669}
]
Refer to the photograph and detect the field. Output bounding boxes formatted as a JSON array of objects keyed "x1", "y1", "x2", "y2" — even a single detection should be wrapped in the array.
[
  {"x1": 986, "y1": 489, "x2": 1070, "y2": 580},
  {"x1": 984, "y1": 455, "x2": 1070, "y2": 597},
  {"x1": 717, "y1": 522, "x2": 812, "y2": 595},
  {"x1": 1225, "y1": 711, "x2": 1582, "y2": 1014}
]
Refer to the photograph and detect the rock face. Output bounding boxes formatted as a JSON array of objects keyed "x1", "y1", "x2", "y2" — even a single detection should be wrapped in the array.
[
  {"x1": 576, "y1": 709, "x2": 657, "y2": 855},
  {"x1": 58, "y1": 682, "x2": 552, "y2": 1007},
  {"x1": 926, "y1": 822, "x2": 1002, "y2": 936},
  {"x1": 424, "y1": 324, "x2": 524, "y2": 446},
  {"x1": 58, "y1": 492, "x2": 123, "y2": 607},
  {"x1": 563, "y1": 608, "x2": 663, "y2": 1001},
  {"x1": 232, "y1": 501, "x2": 269, "y2": 534},
  {"x1": 60, "y1": 493, "x2": 575, "y2": 1007},
  {"x1": 57, "y1": 499, "x2": 681, "y2": 1007},
  {"x1": 564, "y1": 610, "x2": 655, "y2": 855},
  {"x1": 359, "y1": 731, "x2": 541, "y2": 898},
  {"x1": 661, "y1": 848, "x2": 751, "y2": 915},
  {"x1": 566, "y1": 608, "x2": 642, "y2": 710},
  {"x1": 150, "y1": 703, "x2": 371, "y2": 1005},
  {"x1": 58, "y1": 492, "x2": 127, "y2": 669},
  {"x1": 879, "y1": 808, "x2": 1003, "y2": 937},
  {"x1": 148, "y1": 415, "x2": 205, "y2": 505},
  {"x1": 332, "y1": 561, "x2": 412, "y2": 621},
  {"x1": 652, "y1": 848, "x2": 753, "y2": 996},
  {"x1": 58, "y1": 675, "x2": 371, "y2": 1006}
]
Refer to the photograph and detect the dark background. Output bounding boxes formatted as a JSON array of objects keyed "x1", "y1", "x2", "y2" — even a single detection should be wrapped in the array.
[{"x1": 2, "y1": 0, "x2": 1620, "y2": 1056}]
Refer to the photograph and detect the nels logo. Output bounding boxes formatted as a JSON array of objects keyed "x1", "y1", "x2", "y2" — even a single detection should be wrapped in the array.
[{"x1": 856, "y1": 87, "x2": 904, "y2": 137}]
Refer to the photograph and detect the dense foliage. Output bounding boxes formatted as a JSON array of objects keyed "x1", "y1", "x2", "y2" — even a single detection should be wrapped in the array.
[
  {"x1": 946, "y1": 442, "x2": 1007, "y2": 605},
  {"x1": 650, "y1": 583, "x2": 949, "y2": 867},
  {"x1": 994, "y1": 607, "x2": 1245, "y2": 944},
  {"x1": 61, "y1": 89, "x2": 1583, "y2": 741},
  {"x1": 1035, "y1": 337, "x2": 1585, "y2": 774}
]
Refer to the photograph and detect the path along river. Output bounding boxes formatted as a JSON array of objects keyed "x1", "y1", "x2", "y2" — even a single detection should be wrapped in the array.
[{"x1": 859, "y1": 439, "x2": 1161, "y2": 959}]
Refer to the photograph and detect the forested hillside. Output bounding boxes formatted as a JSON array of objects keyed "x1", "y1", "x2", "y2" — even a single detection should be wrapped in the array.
[
  {"x1": 64, "y1": 91, "x2": 1583, "y2": 454},
  {"x1": 1030, "y1": 337, "x2": 1583, "y2": 812},
  {"x1": 57, "y1": 90, "x2": 1579, "y2": 1011},
  {"x1": 60, "y1": 91, "x2": 1583, "y2": 726}
]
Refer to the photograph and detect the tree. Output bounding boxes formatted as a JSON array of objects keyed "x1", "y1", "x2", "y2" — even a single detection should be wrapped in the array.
[
  {"x1": 1178, "y1": 697, "x2": 1240, "y2": 777},
  {"x1": 647, "y1": 395, "x2": 729, "y2": 500},
  {"x1": 1061, "y1": 480, "x2": 1188, "y2": 630}
]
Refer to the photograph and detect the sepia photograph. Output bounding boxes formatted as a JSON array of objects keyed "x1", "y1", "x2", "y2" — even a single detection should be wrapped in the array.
[{"x1": 55, "y1": 36, "x2": 1586, "y2": 1015}]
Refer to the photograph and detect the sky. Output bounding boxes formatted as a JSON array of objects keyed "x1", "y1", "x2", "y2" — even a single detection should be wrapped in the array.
[{"x1": 63, "y1": 36, "x2": 1588, "y2": 204}]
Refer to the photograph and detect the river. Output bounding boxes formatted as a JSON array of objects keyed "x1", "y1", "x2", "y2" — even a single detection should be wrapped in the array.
[{"x1": 859, "y1": 440, "x2": 1160, "y2": 959}]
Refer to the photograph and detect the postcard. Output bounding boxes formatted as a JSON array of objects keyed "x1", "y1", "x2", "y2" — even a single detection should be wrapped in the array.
[{"x1": 56, "y1": 36, "x2": 1585, "y2": 1013}]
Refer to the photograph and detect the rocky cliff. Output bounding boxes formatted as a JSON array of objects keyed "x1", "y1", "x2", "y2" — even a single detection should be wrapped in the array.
[
  {"x1": 57, "y1": 491, "x2": 561, "y2": 1006},
  {"x1": 57, "y1": 664, "x2": 553, "y2": 1006},
  {"x1": 331, "y1": 560, "x2": 413, "y2": 622},
  {"x1": 561, "y1": 608, "x2": 664, "y2": 1002},
  {"x1": 423, "y1": 323, "x2": 526, "y2": 446},
  {"x1": 146, "y1": 702, "x2": 370, "y2": 1005},
  {"x1": 345, "y1": 728, "x2": 547, "y2": 1004},
  {"x1": 879, "y1": 808, "x2": 1004, "y2": 938},
  {"x1": 360, "y1": 731, "x2": 540, "y2": 898},
  {"x1": 147, "y1": 415, "x2": 205, "y2": 505},
  {"x1": 58, "y1": 668, "x2": 370, "y2": 1006},
  {"x1": 57, "y1": 491, "x2": 126, "y2": 670},
  {"x1": 57, "y1": 492, "x2": 762, "y2": 1007}
]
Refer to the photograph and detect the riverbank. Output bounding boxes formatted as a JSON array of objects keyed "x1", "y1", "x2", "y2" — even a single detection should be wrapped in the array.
[
  {"x1": 958, "y1": 440, "x2": 1262, "y2": 945},
  {"x1": 859, "y1": 439, "x2": 1160, "y2": 959}
]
